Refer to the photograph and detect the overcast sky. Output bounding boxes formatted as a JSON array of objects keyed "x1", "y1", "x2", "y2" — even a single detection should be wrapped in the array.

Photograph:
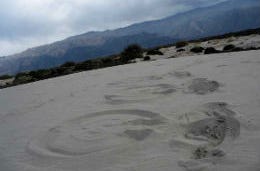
[{"x1": 0, "y1": 0, "x2": 228, "y2": 56}]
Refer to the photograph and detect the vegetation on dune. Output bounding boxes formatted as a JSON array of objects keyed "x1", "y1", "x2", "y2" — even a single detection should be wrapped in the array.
[
  {"x1": 223, "y1": 44, "x2": 236, "y2": 51},
  {"x1": 13, "y1": 72, "x2": 34, "y2": 84},
  {"x1": 146, "y1": 49, "x2": 164, "y2": 55},
  {"x1": 121, "y1": 44, "x2": 143, "y2": 63},
  {"x1": 190, "y1": 46, "x2": 204, "y2": 53},
  {"x1": 177, "y1": 49, "x2": 185, "y2": 52},
  {"x1": 143, "y1": 56, "x2": 151, "y2": 61},
  {"x1": 175, "y1": 41, "x2": 188, "y2": 48},
  {"x1": 60, "y1": 61, "x2": 76, "y2": 68},
  {"x1": 204, "y1": 47, "x2": 220, "y2": 54},
  {"x1": 0, "y1": 75, "x2": 13, "y2": 80}
]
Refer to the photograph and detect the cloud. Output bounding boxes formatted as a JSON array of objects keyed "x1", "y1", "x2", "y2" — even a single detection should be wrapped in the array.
[{"x1": 0, "y1": 0, "x2": 227, "y2": 56}]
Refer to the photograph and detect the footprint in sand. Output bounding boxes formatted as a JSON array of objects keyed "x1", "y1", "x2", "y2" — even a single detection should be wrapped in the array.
[
  {"x1": 173, "y1": 102, "x2": 240, "y2": 170},
  {"x1": 105, "y1": 84, "x2": 177, "y2": 104},
  {"x1": 167, "y1": 71, "x2": 192, "y2": 79},
  {"x1": 183, "y1": 78, "x2": 221, "y2": 95},
  {"x1": 26, "y1": 110, "x2": 167, "y2": 158}
]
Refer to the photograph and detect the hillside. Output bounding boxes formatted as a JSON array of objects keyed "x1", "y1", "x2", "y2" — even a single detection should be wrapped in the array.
[{"x1": 0, "y1": 0, "x2": 260, "y2": 75}]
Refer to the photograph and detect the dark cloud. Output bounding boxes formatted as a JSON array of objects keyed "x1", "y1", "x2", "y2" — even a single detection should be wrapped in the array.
[{"x1": 0, "y1": 0, "x2": 227, "y2": 56}]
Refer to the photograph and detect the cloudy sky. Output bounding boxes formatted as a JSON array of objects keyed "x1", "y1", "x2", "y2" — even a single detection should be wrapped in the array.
[{"x1": 0, "y1": 0, "x2": 227, "y2": 56}]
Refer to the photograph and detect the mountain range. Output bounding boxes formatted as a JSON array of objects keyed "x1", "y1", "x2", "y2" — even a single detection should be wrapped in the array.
[{"x1": 1, "y1": 0, "x2": 260, "y2": 75}]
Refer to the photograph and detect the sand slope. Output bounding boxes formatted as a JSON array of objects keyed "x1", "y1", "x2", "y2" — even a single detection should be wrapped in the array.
[{"x1": 0, "y1": 50, "x2": 260, "y2": 171}]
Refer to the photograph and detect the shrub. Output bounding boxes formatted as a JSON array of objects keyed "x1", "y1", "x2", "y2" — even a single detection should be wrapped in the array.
[
  {"x1": 121, "y1": 44, "x2": 143, "y2": 63},
  {"x1": 204, "y1": 47, "x2": 219, "y2": 54},
  {"x1": 245, "y1": 47, "x2": 258, "y2": 51},
  {"x1": 190, "y1": 46, "x2": 204, "y2": 53},
  {"x1": 232, "y1": 47, "x2": 244, "y2": 52},
  {"x1": 29, "y1": 69, "x2": 52, "y2": 80},
  {"x1": 147, "y1": 49, "x2": 164, "y2": 55},
  {"x1": 91, "y1": 60, "x2": 103, "y2": 69},
  {"x1": 74, "y1": 60, "x2": 93, "y2": 71},
  {"x1": 143, "y1": 56, "x2": 151, "y2": 61},
  {"x1": 223, "y1": 44, "x2": 235, "y2": 51},
  {"x1": 14, "y1": 72, "x2": 34, "y2": 84},
  {"x1": 13, "y1": 76, "x2": 34, "y2": 84},
  {"x1": 60, "y1": 61, "x2": 76, "y2": 68},
  {"x1": 15, "y1": 72, "x2": 29, "y2": 79},
  {"x1": 176, "y1": 41, "x2": 188, "y2": 48},
  {"x1": 177, "y1": 49, "x2": 185, "y2": 52},
  {"x1": 55, "y1": 67, "x2": 73, "y2": 75},
  {"x1": 0, "y1": 75, "x2": 13, "y2": 80},
  {"x1": 102, "y1": 58, "x2": 113, "y2": 66}
]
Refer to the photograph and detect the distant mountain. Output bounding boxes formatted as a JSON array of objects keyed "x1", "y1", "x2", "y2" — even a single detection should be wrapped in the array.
[{"x1": 1, "y1": 0, "x2": 260, "y2": 75}]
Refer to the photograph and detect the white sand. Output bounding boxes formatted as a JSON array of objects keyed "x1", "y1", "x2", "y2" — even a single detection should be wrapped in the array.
[{"x1": 0, "y1": 50, "x2": 260, "y2": 171}]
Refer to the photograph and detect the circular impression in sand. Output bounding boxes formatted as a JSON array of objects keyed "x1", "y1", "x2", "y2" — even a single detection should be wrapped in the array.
[
  {"x1": 183, "y1": 78, "x2": 221, "y2": 95},
  {"x1": 27, "y1": 110, "x2": 166, "y2": 157},
  {"x1": 105, "y1": 84, "x2": 176, "y2": 104}
]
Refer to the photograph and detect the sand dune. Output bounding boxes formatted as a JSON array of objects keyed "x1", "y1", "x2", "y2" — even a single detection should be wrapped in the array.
[{"x1": 0, "y1": 50, "x2": 260, "y2": 171}]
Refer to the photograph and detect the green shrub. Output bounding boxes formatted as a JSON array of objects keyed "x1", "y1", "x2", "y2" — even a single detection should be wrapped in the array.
[
  {"x1": 55, "y1": 67, "x2": 73, "y2": 75},
  {"x1": 204, "y1": 47, "x2": 219, "y2": 54},
  {"x1": 247, "y1": 47, "x2": 258, "y2": 50},
  {"x1": 74, "y1": 60, "x2": 93, "y2": 71},
  {"x1": 223, "y1": 44, "x2": 235, "y2": 51},
  {"x1": 29, "y1": 69, "x2": 52, "y2": 80},
  {"x1": 233, "y1": 47, "x2": 244, "y2": 51},
  {"x1": 15, "y1": 72, "x2": 29, "y2": 78},
  {"x1": 102, "y1": 58, "x2": 113, "y2": 66},
  {"x1": 143, "y1": 56, "x2": 151, "y2": 61},
  {"x1": 91, "y1": 60, "x2": 103, "y2": 69},
  {"x1": 177, "y1": 49, "x2": 185, "y2": 52},
  {"x1": 60, "y1": 61, "x2": 76, "y2": 68},
  {"x1": 190, "y1": 46, "x2": 204, "y2": 53},
  {"x1": 175, "y1": 41, "x2": 188, "y2": 48},
  {"x1": 147, "y1": 49, "x2": 163, "y2": 55},
  {"x1": 0, "y1": 75, "x2": 13, "y2": 80},
  {"x1": 121, "y1": 44, "x2": 143, "y2": 63},
  {"x1": 14, "y1": 72, "x2": 34, "y2": 84}
]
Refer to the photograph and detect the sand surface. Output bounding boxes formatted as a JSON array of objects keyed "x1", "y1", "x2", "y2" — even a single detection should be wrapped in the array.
[{"x1": 0, "y1": 50, "x2": 260, "y2": 171}]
